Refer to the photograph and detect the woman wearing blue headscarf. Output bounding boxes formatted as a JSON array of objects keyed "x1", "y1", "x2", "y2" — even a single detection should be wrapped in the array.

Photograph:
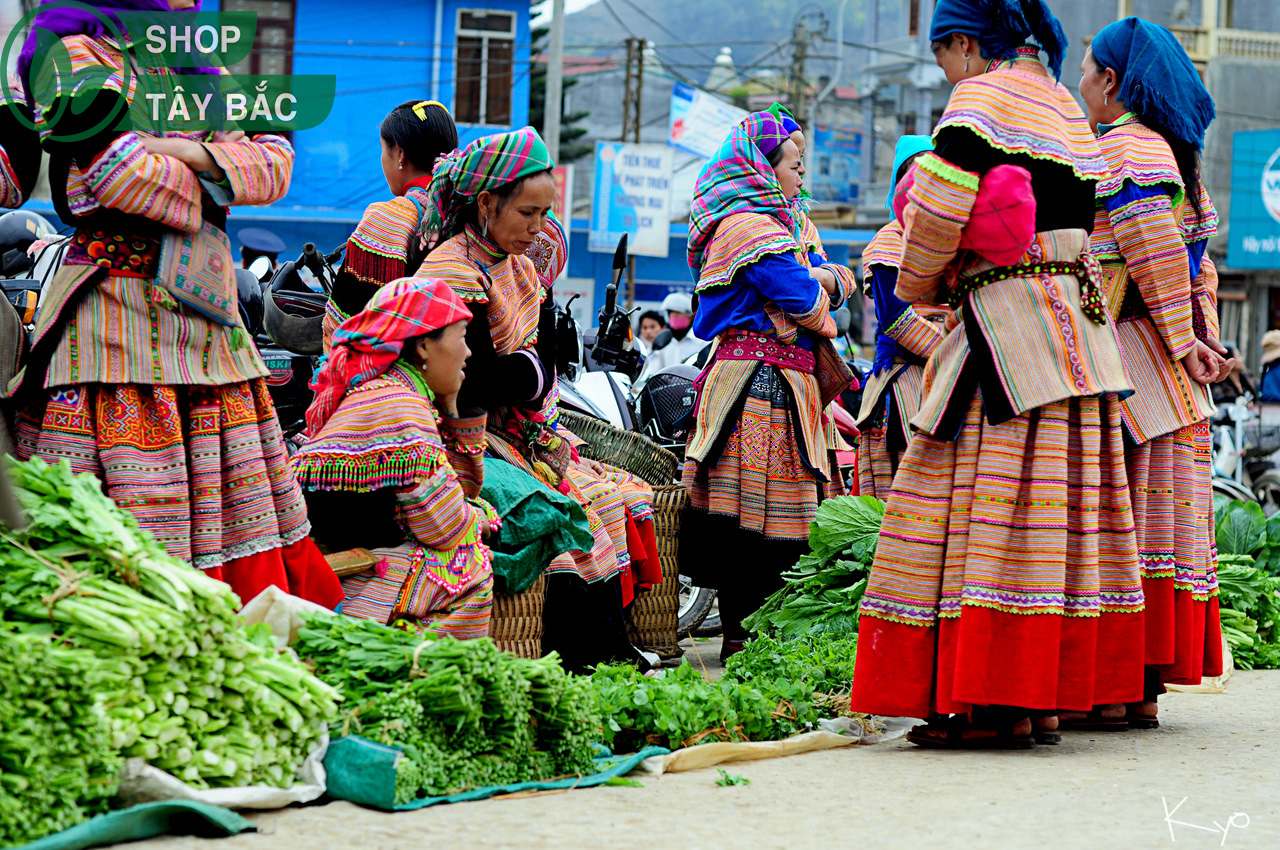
[
  {"x1": 1077, "y1": 17, "x2": 1229, "y2": 730},
  {"x1": 854, "y1": 135, "x2": 949, "y2": 499},
  {"x1": 849, "y1": 0, "x2": 1143, "y2": 749}
]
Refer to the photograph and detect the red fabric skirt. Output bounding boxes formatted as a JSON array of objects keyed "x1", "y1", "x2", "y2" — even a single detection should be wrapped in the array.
[
  {"x1": 851, "y1": 394, "x2": 1145, "y2": 718},
  {"x1": 15, "y1": 379, "x2": 343, "y2": 609},
  {"x1": 1126, "y1": 422, "x2": 1223, "y2": 685}
]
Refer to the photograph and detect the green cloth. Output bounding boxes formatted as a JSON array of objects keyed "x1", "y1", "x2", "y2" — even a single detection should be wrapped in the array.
[
  {"x1": 480, "y1": 457, "x2": 594, "y2": 594},
  {"x1": 323, "y1": 735, "x2": 668, "y2": 812},
  {"x1": 22, "y1": 801, "x2": 255, "y2": 850}
]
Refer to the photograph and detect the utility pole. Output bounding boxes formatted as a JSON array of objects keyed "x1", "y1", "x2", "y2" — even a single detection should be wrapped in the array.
[
  {"x1": 788, "y1": 22, "x2": 808, "y2": 121},
  {"x1": 542, "y1": 0, "x2": 566, "y2": 157},
  {"x1": 620, "y1": 36, "x2": 644, "y2": 308}
]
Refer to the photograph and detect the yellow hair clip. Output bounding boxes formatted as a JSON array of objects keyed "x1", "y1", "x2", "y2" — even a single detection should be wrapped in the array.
[{"x1": 412, "y1": 100, "x2": 447, "y2": 121}]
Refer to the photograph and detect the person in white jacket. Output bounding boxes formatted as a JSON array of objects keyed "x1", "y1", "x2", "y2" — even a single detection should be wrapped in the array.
[{"x1": 638, "y1": 293, "x2": 707, "y2": 384}]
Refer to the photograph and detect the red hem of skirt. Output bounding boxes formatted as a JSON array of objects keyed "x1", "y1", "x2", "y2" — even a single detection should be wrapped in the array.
[{"x1": 206, "y1": 537, "x2": 344, "y2": 610}]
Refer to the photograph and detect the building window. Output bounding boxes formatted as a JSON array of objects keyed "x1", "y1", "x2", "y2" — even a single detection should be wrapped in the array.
[
  {"x1": 222, "y1": 0, "x2": 295, "y2": 77},
  {"x1": 455, "y1": 9, "x2": 516, "y2": 125}
]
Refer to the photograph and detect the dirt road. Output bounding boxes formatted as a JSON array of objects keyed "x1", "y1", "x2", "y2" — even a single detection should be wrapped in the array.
[{"x1": 137, "y1": 667, "x2": 1278, "y2": 850}]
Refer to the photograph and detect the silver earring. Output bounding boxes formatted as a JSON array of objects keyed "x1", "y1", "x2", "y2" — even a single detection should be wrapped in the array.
[
  {"x1": 1104, "y1": 94, "x2": 1109, "y2": 106},
  {"x1": 482, "y1": 217, "x2": 489, "y2": 239},
  {"x1": 398, "y1": 163, "x2": 404, "y2": 170},
  {"x1": 963, "y1": 53, "x2": 970, "y2": 73}
]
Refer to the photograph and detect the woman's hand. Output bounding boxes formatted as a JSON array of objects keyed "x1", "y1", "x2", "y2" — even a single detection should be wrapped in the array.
[
  {"x1": 141, "y1": 135, "x2": 225, "y2": 181},
  {"x1": 576, "y1": 458, "x2": 607, "y2": 479},
  {"x1": 809, "y1": 265, "x2": 837, "y2": 296},
  {"x1": 1180, "y1": 341, "x2": 1225, "y2": 386},
  {"x1": 1202, "y1": 336, "x2": 1237, "y2": 382}
]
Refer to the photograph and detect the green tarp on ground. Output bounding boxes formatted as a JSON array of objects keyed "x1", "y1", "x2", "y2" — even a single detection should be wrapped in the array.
[
  {"x1": 324, "y1": 736, "x2": 668, "y2": 811},
  {"x1": 20, "y1": 800, "x2": 255, "y2": 850}
]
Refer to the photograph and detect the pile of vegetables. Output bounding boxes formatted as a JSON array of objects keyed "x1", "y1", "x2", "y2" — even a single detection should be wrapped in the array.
[
  {"x1": 1, "y1": 459, "x2": 340, "y2": 844},
  {"x1": 1212, "y1": 501, "x2": 1280, "y2": 669},
  {"x1": 0, "y1": 627, "x2": 124, "y2": 846},
  {"x1": 293, "y1": 612, "x2": 598, "y2": 804},
  {"x1": 591, "y1": 634, "x2": 860, "y2": 752},
  {"x1": 744, "y1": 496, "x2": 884, "y2": 639}
]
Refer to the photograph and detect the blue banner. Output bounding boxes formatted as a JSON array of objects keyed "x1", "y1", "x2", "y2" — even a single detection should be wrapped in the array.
[
  {"x1": 810, "y1": 123, "x2": 862, "y2": 204},
  {"x1": 1228, "y1": 128, "x2": 1280, "y2": 270}
]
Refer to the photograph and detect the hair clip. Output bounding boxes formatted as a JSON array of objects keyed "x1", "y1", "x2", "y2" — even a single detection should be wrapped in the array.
[{"x1": 412, "y1": 100, "x2": 447, "y2": 121}]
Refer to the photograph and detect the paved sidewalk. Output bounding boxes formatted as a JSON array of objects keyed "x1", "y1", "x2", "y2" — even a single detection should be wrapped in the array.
[{"x1": 138, "y1": 669, "x2": 1278, "y2": 850}]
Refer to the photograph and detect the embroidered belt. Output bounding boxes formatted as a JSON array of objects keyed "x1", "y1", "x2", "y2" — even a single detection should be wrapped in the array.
[
  {"x1": 950, "y1": 256, "x2": 1108, "y2": 324},
  {"x1": 63, "y1": 229, "x2": 162, "y2": 279},
  {"x1": 717, "y1": 331, "x2": 816, "y2": 374}
]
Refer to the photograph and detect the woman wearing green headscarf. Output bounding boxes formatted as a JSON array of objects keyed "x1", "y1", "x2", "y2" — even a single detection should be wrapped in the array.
[{"x1": 416, "y1": 127, "x2": 646, "y2": 670}]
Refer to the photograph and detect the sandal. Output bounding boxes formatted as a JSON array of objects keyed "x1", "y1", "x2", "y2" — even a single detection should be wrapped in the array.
[
  {"x1": 906, "y1": 713, "x2": 1035, "y2": 750},
  {"x1": 1031, "y1": 712, "x2": 1060, "y2": 745},
  {"x1": 1128, "y1": 670, "x2": 1162, "y2": 729},
  {"x1": 1057, "y1": 705, "x2": 1129, "y2": 732},
  {"x1": 1126, "y1": 701, "x2": 1159, "y2": 730}
]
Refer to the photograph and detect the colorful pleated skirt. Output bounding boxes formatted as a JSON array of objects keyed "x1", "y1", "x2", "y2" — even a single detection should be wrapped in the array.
[
  {"x1": 1125, "y1": 421, "x2": 1223, "y2": 685},
  {"x1": 340, "y1": 547, "x2": 494, "y2": 640},
  {"x1": 682, "y1": 364, "x2": 823, "y2": 542},
  {"x1": 851, "y1": 392, "x2": 1146, "y2": 718},
  {"x1": 856, "y1": 363, "x2": 926, "y2": 501},
  {"x1": 15, "y1": 379, "x2": 344, "y2": 609}
]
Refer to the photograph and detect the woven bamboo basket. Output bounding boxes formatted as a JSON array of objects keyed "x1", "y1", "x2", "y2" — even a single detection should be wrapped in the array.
[
  {"x1": 627, "y1": 485, "x2": 687, "y2": 659},
  {"x1": 490, "y1": 573, "x2": 547, "y2": 659},
  {"x1": 558, "y1": 410, "x2": 679, "y2": 487}
]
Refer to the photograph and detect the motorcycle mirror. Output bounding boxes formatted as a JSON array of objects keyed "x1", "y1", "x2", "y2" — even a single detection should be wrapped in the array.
[
  {"x1": 248, "y1": 255, "x2": 273, "y2": 283},
  {"x1": 833, "y1": 306, "x2": 852, "y2": 336}
]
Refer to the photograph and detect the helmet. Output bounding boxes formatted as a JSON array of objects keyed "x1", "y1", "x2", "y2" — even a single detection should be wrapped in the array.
[
  {"x1": 235, "y1": 267, "x2": 265, "y2": 337},
  {"x1": 638, "y1": 363, "x2": 699, "y2": 447},
  {"x1": 0, "y1": 211, "x2": 56, "y2": 277},
  {"x1": 262, "y1": 260, "x2": 325, "y2": 355},
  {"x1": 660, "y1": 292, "x2": 692, "y2": 315}
]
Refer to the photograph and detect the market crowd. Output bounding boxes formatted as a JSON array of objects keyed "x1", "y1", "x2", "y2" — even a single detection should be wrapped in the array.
[{"x1": 0, "y1": 0, "x2": 1229, "y2": 749}]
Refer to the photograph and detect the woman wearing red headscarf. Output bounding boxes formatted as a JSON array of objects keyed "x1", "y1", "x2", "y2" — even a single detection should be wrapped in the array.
[{"x1": 293, "y1": 277, "x2": 498, "y2": 636}]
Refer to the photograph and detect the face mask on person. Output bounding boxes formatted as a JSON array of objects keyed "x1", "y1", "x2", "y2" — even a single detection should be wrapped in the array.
[{"x1": 667, "y1": 312, "x2": 692, "y2": 338}]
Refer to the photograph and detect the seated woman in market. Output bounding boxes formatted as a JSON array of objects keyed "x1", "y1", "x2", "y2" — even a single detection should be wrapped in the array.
[{"x1": 292, "y1": 277, "x2": 499, "y2": 638}]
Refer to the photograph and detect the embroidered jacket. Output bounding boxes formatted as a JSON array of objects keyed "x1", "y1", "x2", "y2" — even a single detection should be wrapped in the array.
[
  {"x1": 14, "y1": 35, "x2": 292, "y2": 394},
  {"x1": 1089, "y1": 117, "x2": 1219, "y2": 443},
  {"x1": 896, "y1": 49, "x2": 1131, "y2": 437}
]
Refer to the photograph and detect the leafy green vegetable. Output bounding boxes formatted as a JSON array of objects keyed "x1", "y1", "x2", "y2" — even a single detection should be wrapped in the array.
[
  {"x1": 1216, "y1": 500, "x2": 1267, "y2": 557},
  {"x1": 293, "y1": 612, "x2": 599, "y2": 804},
  {"x1": 0, "y1": 457, "x2": 339, "y2": 827},
  {"x1": 715, "y1": 768, "x2": 749, "y2": 786},
  {"x1": 1216, "y1": 553, "x2": 1280, "y2": 670},
  {"x1": 722, "y1": 634, "x2": 857, "y2": 696},
  {"x1": 743, "y1": 496, "x2": 884, "y2": 639}
]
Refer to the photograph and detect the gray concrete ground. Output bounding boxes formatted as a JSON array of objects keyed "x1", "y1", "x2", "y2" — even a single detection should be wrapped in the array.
[{"x1": 136, "y1": 669, "x2": 1279, "y2": 850}]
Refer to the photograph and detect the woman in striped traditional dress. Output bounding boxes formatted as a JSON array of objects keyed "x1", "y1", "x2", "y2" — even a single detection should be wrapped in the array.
[
  {"x1": 1075, "y1": 17, "x2": 1229, "y2": 728},
  {"x1": 9, "y1": 0, "x2": 342, "y2": 608},
  {"x1": 765, "y1": 103, "x2": 859, "y2": 498},
  {"x1": 292, "y1": 278, "x2": 497, "y2": 637},
  {"x1": 321, "y1": 100, "x2": 457, "y2": 351},
  {"x1": 680, "y1": 112, "x2": 852, "y2": 661},
  {"x1": 856, "y1": 136, "x2": 949, "y2": 500},
  {"x1": 415, "y1": 128, "x2": 650, "y2": 669},
  {"x1": 849, "y1": 0, "x2": 1145, "y2": 748}
]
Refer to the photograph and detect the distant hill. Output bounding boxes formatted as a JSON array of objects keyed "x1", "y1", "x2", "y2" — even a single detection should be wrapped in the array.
[{"x1": 564, "y1": 0, "x2": 863, "y2": 83}]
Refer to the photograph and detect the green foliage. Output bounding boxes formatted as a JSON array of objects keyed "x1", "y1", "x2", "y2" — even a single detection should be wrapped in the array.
[
  {"x1": 722, "y1": 634, "x2": 857, "y2": 696},
  {"x1": 1210, "y1": 501, "x2": 1280, "y2": 669},
  {"x1": 529, "y1": 25, "x2": 592, "y2": 163},
  {"x1": 743, "y1": 496, "x2": 883, "y2": 639},
  {"x1": 294, "y1": 613, "x2": 599, "y2": 804},
  {"x1": 715, "y1": 768, "x2": 749, "y2": 786},
  {"x1": 0, "y1": 458, "x2": 339, "y2": 843},
  {"x1": 0, "y1": 627, "x2": 125, "y2": 847}
]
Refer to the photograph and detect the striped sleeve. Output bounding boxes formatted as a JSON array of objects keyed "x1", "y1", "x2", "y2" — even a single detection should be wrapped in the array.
[
  {"x1": 439, "y1": 411, "x2": 488, "y2": 500},
  {"x1": 821, "y1": 262, "x2": 854, "y2": 310},
  {"x1": 884, "y1": 305, "x2": 945, "y2": 359},
  {"x1": 203, "y1": 134, "x2": 294, "y2": 206},
  {"x1": 896, "y1": 152, "x2": 979, "y2": 304},
  {"x1": 80, "y1": 131, "x2": 204, "y2": 230},
  {"x1": 395, "y1": 461, "x2": 489, "y2": 552},
  {"x1": 1193, "y1": 255, "x2": 1220, "y2": 341},
  {"x1": 1106, "y1": 182, "x2": 1197, "y2": 359}
]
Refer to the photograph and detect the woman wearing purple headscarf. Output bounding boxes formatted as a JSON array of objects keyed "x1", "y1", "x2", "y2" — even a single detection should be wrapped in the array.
[
  {"x1": 680, "y1": 112, "x2": 851, "y2": 660},
  {"x1": 8, "y1": 0, "x2": 342, "y2": 610}
]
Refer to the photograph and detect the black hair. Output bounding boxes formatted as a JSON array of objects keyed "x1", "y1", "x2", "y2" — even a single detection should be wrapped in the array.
[
  {"x1": 1091, "y1": 54, "x2": 1206, "y2": 224},
  {"x1": 402, "y1": 327, "x2": 448, "y2": 366},
  {"x1": 443, "y1": 168, "x2": 555, "y2": 242},
  {"x1": 929, "y1": 34, "x2": 956, "y2": 55},
  {"x1": 765, "y1": 142, "x2": 789, "y2": 167},
  {"x1": 894, "y1": 151, "x2": 927, "y2": 187},
  {"x1": 638, "y1": 310, "x2": 665, "y2": 328},
  {"x1": 380, "y1": 100, "x2": 458, "y2": 175},
  {"x1": 690, "y1": 292, "x2": 700, "y2": 314}
]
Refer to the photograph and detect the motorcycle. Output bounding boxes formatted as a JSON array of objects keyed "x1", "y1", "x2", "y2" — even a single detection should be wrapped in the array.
[{"x1": 1211, "y1": 393, "x2": 1280, "y2": 514}]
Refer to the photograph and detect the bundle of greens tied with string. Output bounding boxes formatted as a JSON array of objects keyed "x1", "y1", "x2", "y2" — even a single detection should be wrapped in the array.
[
  {"x1": 0, "y1": 458, "x2": 340, "y2": 846},
  {"x1": 293, "y1": 613, "x2": 600, "y2": 804}
]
